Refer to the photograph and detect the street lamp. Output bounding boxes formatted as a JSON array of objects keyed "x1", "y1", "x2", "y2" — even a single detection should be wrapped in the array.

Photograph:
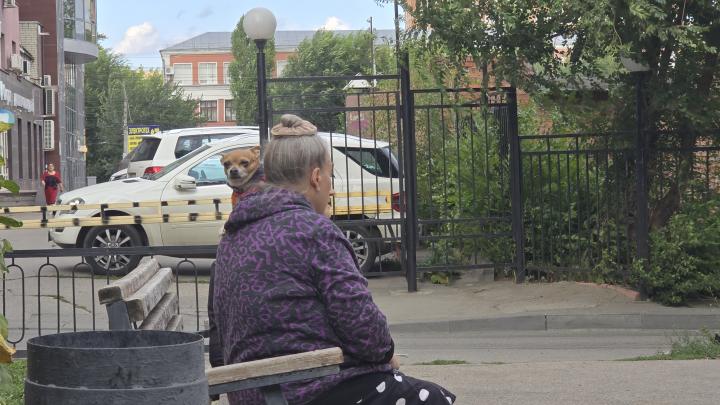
[
  {"x1": 243, "y1": 7, "x2": 277, "y2": 155},
  {"x1": 621, "y1": 57, "x2": 651, "y2": 300}
]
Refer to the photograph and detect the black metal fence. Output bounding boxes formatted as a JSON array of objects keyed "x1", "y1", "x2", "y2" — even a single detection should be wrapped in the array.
[
  {"x1": 518, "y1": 128, "x2": 720, "y2": 282},
  {"x1": 266, "y1": 73, "x2": 406, "y2": 276},
  {"x1": 519, "y1": 131, "x2": 636, "y2": 280},
  {"x1": 3, "y1": 246, "x2": 215, "y2": 352},
  {"x1": 266, "y1": 71, "x2": 523, "y2": 288},
  {"x1": 410, "y1": 88, "x2": 517, "y2": 276}
]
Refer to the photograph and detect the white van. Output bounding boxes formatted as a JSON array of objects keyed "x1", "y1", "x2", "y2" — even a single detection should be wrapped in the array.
[
  {"x1": 51, "y1": 132, "x2": 402, "y2": 275},
  {"x1": 126, "y1": 127, "x2": 259, "y2": 178}
]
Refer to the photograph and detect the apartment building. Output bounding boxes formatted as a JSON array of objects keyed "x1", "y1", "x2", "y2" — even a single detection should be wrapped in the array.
[
  {"x1": 19, "y1": 0, "x2": 98, "y2": 191},
  {"x1": 160, "y1": 29, "x2": 395, "y2": 127},
  {"x1": 0, "y1": 0, "x2": 45, "y2": 202}
]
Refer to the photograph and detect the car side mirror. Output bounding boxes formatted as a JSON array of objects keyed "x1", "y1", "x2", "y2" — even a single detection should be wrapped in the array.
[{"x1": 174, "y1": 175, "x2": 197, "y2": 191}]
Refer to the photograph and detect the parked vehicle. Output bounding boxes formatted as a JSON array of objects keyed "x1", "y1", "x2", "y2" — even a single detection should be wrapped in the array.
[
  {"x1": 109, "y1": 168, "x2": 128, "y2": 181},
  {"x1": 51, "y1": 133, "x2": 402, "y2": 275},
  {"x1": 126, "y1": 126, "x2": 258, "y2": 178},
  {"x1": 109, "y1": 148, "x2": 138, "y2": 181}
]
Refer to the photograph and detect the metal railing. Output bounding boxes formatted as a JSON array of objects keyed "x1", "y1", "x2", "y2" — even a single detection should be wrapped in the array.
[
  {"x1": 518, "y1": 129, "x2": 720, "y2": 281},
  {"x1": 3, "y1": 246, "x2": 215, "y2": 352}
]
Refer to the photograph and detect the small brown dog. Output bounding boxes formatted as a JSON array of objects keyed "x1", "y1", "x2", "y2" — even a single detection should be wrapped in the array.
[{"x1": 220, "y1": 146, "x2": 264, "y2": 207}]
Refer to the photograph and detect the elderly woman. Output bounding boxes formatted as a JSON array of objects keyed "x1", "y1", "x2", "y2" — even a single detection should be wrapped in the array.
[{"x1": 213, "y1": 115, "x2": 456, "y2": 405}]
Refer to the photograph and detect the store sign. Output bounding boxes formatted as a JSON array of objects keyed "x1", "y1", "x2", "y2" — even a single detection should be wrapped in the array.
[
  {"x1": 0, "y1": 80, "x2": 35, "y2": 114},
  {"x1": 127, "y1": 125, "x2": 161, "y2": 152},
  {"x1": 0, "y1": 108, "x2": 15, "y2": 133}
]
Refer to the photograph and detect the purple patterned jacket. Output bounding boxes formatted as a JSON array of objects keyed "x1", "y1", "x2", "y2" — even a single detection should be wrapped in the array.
[{"x1": 214, "y1": 187, "x2": 394, "y2": 405}]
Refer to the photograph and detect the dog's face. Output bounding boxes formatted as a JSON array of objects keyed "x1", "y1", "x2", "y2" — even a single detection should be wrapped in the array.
[{"x1": 221, "y1": 146, "x2": 261, "y2": 188}]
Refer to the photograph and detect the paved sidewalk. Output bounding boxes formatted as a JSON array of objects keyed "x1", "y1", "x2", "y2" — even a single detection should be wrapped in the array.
[{"x1": 370, "y1": 277, "x2": 720, "y2": 332}]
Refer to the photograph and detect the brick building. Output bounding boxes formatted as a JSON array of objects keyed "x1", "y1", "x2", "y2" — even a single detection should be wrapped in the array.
[{"x1": 159, "y1": 30, "x2": 394, "y2": 127}]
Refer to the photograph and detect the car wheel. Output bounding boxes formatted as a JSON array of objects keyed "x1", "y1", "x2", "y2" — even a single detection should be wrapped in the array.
[
  {"x1": 341, "y1": 226, "x2": 380, "y2": 274},
  {"x1": 83, "y1": 225, "x2": 143, "y2": 276}
]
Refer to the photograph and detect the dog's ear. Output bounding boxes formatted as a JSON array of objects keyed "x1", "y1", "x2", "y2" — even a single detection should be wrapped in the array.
[
  {"x1": 220, "y1": 153, "x2": 228, "y2": 163},
  {"x1": 250, "y1": 145, "x2": 261, "y2": 157}
]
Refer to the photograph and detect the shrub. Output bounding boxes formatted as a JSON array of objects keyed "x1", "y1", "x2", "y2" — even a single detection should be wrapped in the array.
[{"x1": 632, "y1": 196, "x2": 720, "y2": 305}]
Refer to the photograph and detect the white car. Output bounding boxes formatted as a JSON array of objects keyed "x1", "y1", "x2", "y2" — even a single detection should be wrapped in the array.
[
  {"x1": 127, "y1": 126, "x2": 258, "y2": 178},
  {"x1": 109, "y1": 168, "x2": 128, "y2": 181},
  {"x1": 51, "y1": 133, "x2": 402, "y2": 275}
]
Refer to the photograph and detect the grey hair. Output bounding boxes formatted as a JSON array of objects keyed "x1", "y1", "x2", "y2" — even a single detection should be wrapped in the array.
[{"x1": 263, "y1": 123, "x2": 329, "y2": 189}]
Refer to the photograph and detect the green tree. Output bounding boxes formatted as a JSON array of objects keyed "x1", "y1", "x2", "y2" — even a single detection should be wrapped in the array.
[
  {"x1": 277, "y1": 30, "x2": 395, "y2": 131},
  {"x1": 85, "y1": 46, "x2": 203, "y2": 182},
  {"x1": 393, "y1": 1, "x2": 719, "y2": 214},
  {"x1": 390, "y1": 1, "x2": 720, "y2": 295},
  {"x1": 229, "y1": 17, "x2": 275, "y2": 125}
]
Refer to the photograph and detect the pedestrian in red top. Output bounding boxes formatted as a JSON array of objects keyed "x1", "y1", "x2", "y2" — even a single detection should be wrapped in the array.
[{"x1": 41, "y1": 163, "x2": 63, "y2": 205}]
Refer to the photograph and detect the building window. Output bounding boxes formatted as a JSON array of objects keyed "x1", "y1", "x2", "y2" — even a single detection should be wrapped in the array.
[
  {"x1": 173, "y1": 63, "x2": 192, "y2": 85},
  {"x1": 199, "y1": 100, "x2": 217, "y2": 122},
  {"x1": 276, "y1": 60, "x2": 289, "y2": 77},
  {"x1": 223, "y1": 62, "x2": 231, "y2": 84},
  {"x1": 64, "y1": 0, "x2": 97, "y2": 42},
  {"x1": 198, "y1": 62, "x2": 217, "y2": 85},
  {"x1": 224, "y1": 100, "x2": 236, "y2": 122}
]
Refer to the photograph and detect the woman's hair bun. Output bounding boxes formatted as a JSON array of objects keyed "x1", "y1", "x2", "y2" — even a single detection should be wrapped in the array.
[{"x1": 270, "y1": 114, "x2": 318, "y2": 137}]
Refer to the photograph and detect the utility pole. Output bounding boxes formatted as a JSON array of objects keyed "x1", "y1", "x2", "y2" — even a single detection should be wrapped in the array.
[
  {"x1": 368, "y1": 16, "x2": 377, "y2": 87},
  {"x1": 122, "y1": 82, "x2": 129, "y2": 157}
]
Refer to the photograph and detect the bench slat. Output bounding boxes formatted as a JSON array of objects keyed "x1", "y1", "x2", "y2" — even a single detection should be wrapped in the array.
[
  {"x1": 208, "y1": 365, "x2": 339, "y2": 397},
  {"x1": 125, "y1": 268, "x2": 174, "y2": 322},
  {"x1": 140, "y1": 291, "x2": 178, "y2": 330},
  {"x1": 165, "y1": 314, "x2": 183, "y2": 331},
  {"x1": 206, "y1": 347, "x2": 344, "y2": 387},
  {"x1": 98, "y1": 258, "x2": 160, "y2": 305}
]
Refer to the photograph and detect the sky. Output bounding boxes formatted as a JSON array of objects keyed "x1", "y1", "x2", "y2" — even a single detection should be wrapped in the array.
[{"x1": 98, "y1": 0, "x2": 399, "y2": 69}]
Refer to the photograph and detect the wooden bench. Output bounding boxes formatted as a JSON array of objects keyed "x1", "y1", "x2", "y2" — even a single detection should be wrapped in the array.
[
  {"x1": 98, "y1": 258, "x2": 182, "y2": 331},
  {"x1": 98, "y1": 258, "x2": 345, "y2": 405},
  {"x1": 207, "y1": 347, "x2": 344, "y2": 404}
]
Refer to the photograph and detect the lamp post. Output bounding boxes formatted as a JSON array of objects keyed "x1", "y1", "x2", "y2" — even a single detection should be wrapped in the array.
[
  {"x1": 621, "y1": 57, "x2": 651, "y2": 299},
  {"x1": 243, "y1": 7, "x2": 277, "y2": 155}
]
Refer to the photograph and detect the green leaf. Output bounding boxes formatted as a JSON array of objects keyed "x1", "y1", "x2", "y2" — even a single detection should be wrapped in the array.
[
  {"x1": 2, "y1": 240, "x2": 12, "y2": 254},
  {"x1": 0, "y1": 217, "x2": 22, "y2": 229},
  {"x1": 0, "y1": 180, "x2": 19, "y2": 195},
  {"x1": 0, "y1": 316, "x2": 7, "y2": 340}
]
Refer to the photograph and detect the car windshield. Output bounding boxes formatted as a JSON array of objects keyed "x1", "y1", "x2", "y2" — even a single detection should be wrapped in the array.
[{"x1": 144, "y1": 144, "x2": 212, "y2": 180}]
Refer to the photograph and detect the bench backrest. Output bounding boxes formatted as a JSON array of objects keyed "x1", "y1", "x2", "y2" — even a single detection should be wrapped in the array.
[
  {"x1": 97, "y1": 258, "x2": 183, "y2": 331},
  {"x1": 206, "y1": 347, "x2": 345, "y2": 398}
]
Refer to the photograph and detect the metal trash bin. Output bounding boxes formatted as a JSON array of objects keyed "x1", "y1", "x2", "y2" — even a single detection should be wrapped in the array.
[{"x1": 25, "y1": 330, "x2": 208, "y2": 405}]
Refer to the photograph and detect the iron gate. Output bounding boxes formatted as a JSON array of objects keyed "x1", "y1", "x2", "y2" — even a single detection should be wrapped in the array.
[
  {"x1": 408, "y1": 87, "x2": 522, "y2": 283},
  {"x1": 265, "y1": 72, "x2": 522, "y2": 289}
]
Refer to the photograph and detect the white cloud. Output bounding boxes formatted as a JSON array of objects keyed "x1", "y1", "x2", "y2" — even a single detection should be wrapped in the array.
[
  {"x1": 319, "y1": 17, "x2": 350, "y2": 30},
  {"x1": 113, "y1": 22, "x2": 161, "y2": 55}
]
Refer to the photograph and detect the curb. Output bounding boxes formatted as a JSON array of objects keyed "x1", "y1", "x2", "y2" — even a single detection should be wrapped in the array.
[{"x1": 389, "y1": 313, "x2": 720, "y2": 333}]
